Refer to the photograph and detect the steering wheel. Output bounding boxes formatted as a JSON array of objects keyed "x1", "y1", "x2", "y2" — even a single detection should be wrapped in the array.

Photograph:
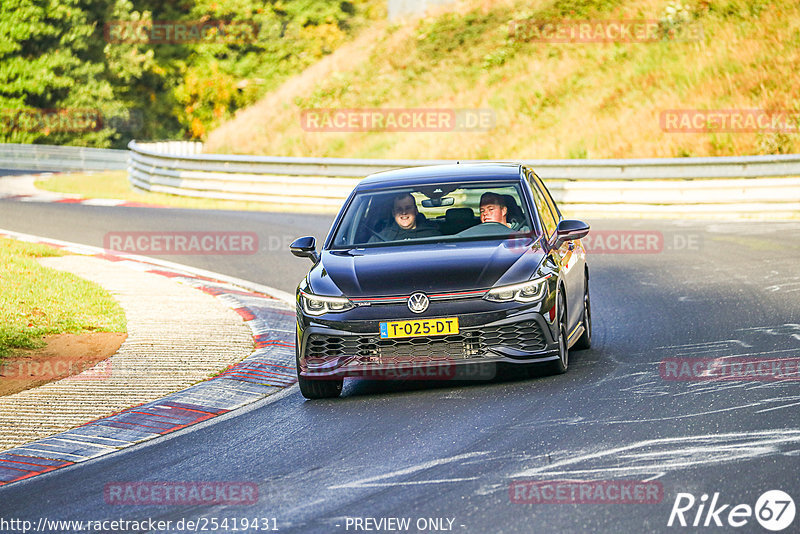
[
  {"x1": 456, "y1": 222, "x2": 514, "y2": 237},
  {"x1": 365, "y1": 226, "x2": 387, "y2": 242}
]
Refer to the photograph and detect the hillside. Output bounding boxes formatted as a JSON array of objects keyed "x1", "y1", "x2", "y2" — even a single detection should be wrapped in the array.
[{"x1": 205, "y1": 0, "x2": 800, "y2": 159}]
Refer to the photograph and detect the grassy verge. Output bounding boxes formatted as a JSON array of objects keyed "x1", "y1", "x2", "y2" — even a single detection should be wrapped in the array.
[
  {"x1": 0, "y1": 238, "x2": 127, "y2": 358},
  {"x1": 34, "y1": 172, "x2": 338, "y2": 214},
  {"x1": 205, "y1": 0, "x2": 800, "y2": 159}
]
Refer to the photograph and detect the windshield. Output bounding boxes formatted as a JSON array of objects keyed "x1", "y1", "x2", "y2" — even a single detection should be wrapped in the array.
[{"x1": 330, "y1": 182, "x2": 534, "y2": 248}]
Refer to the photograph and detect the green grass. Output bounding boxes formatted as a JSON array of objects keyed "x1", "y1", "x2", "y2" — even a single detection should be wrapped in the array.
[
  {"x1": 0, "y1": 238, "x2": 127, "y2": 358},
  {"x1": 34, "y1": 172, "x2": 338, "y2": 213}
]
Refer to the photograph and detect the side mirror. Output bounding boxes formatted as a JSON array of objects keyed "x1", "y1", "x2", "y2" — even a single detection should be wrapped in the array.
[
  {"x1": 290, "y1": 236, "x2": 319, "y2": 263},
  {"x1": 554, "y1": 220, "x2": 590, "y2": 247}
]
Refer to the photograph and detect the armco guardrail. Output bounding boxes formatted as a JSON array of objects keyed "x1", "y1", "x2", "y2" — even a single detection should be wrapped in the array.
[
  {"x1": 0, "y1": 143, "x2": 127, "y2": 172},
  {"x1": 129, "y1": 141, "x2": 800, "y2": 217}
]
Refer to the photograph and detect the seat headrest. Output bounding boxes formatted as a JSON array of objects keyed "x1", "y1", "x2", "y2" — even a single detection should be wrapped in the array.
[
  {"x1": 445, "y1": 207, "x2": 475, "y2": 222},
  {"x1": 502, "y1": 194, "x2": 523, "y2": 222}
]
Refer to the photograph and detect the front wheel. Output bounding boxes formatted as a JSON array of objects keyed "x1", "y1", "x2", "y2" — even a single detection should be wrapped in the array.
[
  {"x1": 296, "y1": 339, "x2": 342, "y2": 399},
  {"x1": 546, "y1": 292, "x2": 569, "y2": 375},
  {"x1": 573, "y1": 275, "x2": 592, "y2": 351},
  {"x1": 298, "y1": 374, "x2": 343, "y2": 399}
]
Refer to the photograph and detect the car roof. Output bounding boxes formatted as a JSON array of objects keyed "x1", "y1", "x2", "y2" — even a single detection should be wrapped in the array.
[{"x1": 357, "y1": 163, "x2": 524, "y2": 191}]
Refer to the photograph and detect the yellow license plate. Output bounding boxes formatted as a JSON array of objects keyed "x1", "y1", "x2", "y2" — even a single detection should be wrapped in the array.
[{"x1": 380, "y1": 317, "x2": 459, "y2": 339}]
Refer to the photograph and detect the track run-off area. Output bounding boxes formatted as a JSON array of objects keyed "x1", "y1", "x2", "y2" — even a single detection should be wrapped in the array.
[{"x1": 0, "y1": 188, "x2": 799, "y2": 533}]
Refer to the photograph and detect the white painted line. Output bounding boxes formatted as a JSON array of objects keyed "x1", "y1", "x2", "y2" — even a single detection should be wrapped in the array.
[
  {"x1": 44, "y1": 438, "x2": 118, "y2": 451},
  {"x1": 9, "y1": 448, "x2": 90, "y2": 462},
  {"x1": 329, "y1": 451, "x2": 491, "y2": 490},
  {"x1": 81, "y1": 198, "x2": 125, "y2": 207},
  {"x1": 755, "y1": 400, "x2": 800, "y2": 413}
]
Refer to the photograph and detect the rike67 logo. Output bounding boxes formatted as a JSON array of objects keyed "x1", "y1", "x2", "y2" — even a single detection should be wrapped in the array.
[{"x1": 668, "y1": 490, "x2": 795, "y2": 531}]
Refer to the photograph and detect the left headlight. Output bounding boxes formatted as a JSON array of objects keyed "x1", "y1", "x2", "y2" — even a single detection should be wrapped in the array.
[
  {"x1": 483, "y1": 276, "x2": 550, "y2": 303},
  {"x1": 300, "y1": 291, "x2": 355, "y2": 316}
]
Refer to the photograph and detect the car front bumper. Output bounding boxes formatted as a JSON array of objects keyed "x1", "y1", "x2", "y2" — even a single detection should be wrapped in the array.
[{"x1": 297, "y1": 307, "x2": 560, "y2": 379}]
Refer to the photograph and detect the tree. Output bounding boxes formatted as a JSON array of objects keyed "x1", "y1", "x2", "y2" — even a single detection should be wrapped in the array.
[{"x1": 0, "y1": 0, "x2": 111, "y2": 145}]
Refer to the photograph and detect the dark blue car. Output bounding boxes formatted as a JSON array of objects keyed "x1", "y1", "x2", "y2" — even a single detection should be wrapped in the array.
[{"x1": 290, "y1": 163, "x2": 591, "y2": 398}]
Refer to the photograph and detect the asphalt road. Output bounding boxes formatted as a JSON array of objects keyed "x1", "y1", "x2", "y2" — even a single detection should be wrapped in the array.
[
  {"x1": 0, "y1": 169, "x2": 39, "y2": 175},
  {"x1": 1, "y1": 196, "x2": 799, "y2": 533}
]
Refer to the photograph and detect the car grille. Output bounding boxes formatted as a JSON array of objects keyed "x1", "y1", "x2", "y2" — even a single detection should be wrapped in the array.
[
  {"x1": 483, "y1": 322, "x2": 546, "y2": 352},
  {"x1": 305, "y1": 322, "x2": 546, "y2": 365}
]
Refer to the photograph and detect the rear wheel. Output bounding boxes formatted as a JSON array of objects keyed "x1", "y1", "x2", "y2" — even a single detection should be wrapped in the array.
[{"x1": 573, "y1": 275, "x2": 592, "y2": 351}]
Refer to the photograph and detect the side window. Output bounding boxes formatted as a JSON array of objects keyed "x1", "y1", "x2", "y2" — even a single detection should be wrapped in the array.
[
  {"x1": 531, "y1": 173, "x2": 561, "y2": 222},
  {"x1": 530, "y1": 180, "x2": 558, "y2": 238}
]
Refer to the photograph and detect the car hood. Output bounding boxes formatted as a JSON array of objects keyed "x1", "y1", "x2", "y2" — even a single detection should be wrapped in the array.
[{"x1": 308, "y1": 238, "x2": 545, "y2": 298}]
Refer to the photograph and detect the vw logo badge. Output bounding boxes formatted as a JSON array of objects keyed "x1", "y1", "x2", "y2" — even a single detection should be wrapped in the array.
[{"x1": 407, "y1": 292, "x2": 429, "y2": 314}]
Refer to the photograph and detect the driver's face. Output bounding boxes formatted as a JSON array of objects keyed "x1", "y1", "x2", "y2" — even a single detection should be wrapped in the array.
[
  {"x1": 393, "y1": 197, "x2": 417, "y2": 230},
  {"x1": 480, "y1": 202, "x2": 507, "y2": 224}
]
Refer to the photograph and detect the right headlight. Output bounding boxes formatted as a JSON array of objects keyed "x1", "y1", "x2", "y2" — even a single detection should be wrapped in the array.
[
  {"x1": 483, "y1": 275, "x2": 550, "y2": 303},
  {"x1": 300, "y1": 291, "x2": 355, "y2": 316}
]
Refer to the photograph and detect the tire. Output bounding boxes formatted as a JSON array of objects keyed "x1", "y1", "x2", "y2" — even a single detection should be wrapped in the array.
[
  {"x1": 546, "y1": 291, "x2": 569, "y2": 375},
  {"x1": 573, "y1": 274, "x2": 592, "y2": 351},
  {"x1": 296, "y1": 339, "x2": 342, "y2": 399},
  {"x1": 298, "y1": 374, "x2": 343, "y2": 399}
]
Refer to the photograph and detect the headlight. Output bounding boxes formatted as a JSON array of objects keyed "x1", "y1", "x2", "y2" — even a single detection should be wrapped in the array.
[
  {"x1": 300, "y1": 291, "x2": 355, "y2": 316},
  {"x1": 483, "y1": 276, "x2": 550, "y2": 303}
]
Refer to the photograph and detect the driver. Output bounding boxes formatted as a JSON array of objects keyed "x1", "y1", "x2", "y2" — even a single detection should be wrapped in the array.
[
  {"x1": 480, "y1": 192, "x2": 530, "y2": 232},
  {"x1": 372, "y1": 193, "x2": 441, "y2": 242},
  {"x1": 479, "y1": 192, "x2": 510, "y2": 226}
]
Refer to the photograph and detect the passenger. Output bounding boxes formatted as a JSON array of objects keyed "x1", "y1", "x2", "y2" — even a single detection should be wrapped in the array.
[
  {"x1": 480, "y1": 192, "x2": 530, "y2": 232},
  {"x1": 372, "y1": 193, "x2": 441, "y2": 241}
]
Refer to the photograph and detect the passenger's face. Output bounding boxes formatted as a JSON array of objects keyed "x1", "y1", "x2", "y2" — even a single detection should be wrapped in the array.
[
  {"x1": 480, "y1": 202, "x2": 507, "y2": 224},
  {"x1": 393, "y1": 197, "x2": 417, "y2": 230}
]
